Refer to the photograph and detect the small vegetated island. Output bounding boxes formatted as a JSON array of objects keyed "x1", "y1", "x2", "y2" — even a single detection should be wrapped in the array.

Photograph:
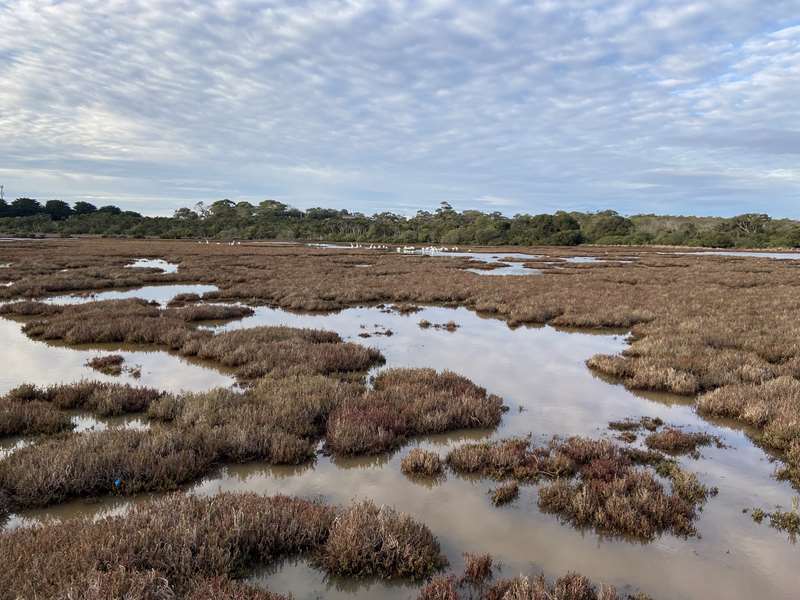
[{"x1": 0, "y1": 212, "x2": 799, "y2": 599}]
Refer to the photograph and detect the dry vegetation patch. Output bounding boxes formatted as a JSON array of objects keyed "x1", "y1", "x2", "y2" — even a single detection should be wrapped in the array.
[
  {"x1": 750, "y1": 498, "x2": 800, "y2": 542},
  {"x1": 326, "y1": 369, "x2": 504, "y2": 455},
  {"x1": 4, "y1": 239, "x2": 800, "y2": 486},
  {"x1": 85, "y1": 353, "x2": 125, "y2": 375},
  {"x1": 418, "y1": 559, "x2": 648, "y2": 600},
  {"x1": 318, "y1": 499, "x2": 446, "y2": 579},
  {"x1": 0, "y1": 367, "x2": 504, "y2": 509},
  {"x1": 489, "y1": 481, "x2": 519, "y2": 506},
  {"x1": 0, "y1": 381, "x2": 164, "y2": 437},
  {"x1": 402, "y1": 448, "x2": 445, "y2": 477},
  {"x1": 644, "y1": 427, "x2": 717, "y2": 456},
  {"x1": 448, "y1": 436, "x2": 711, "y2": 540},
  {"x1": 0, "y1": 493, "x2": 444, "y2": 598}
]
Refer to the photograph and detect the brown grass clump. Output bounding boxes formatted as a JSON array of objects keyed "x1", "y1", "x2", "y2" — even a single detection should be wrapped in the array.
[
  {"x1": 419, "y1": 562, "x2": 643, "y2": 600},
  {"x1": 616, "y1": 432, "x2": 637, "y2": 443},
  {"x1": 166, "y1": 292, "x2": 201, "y2": 307},
  {"x1": 0, "y1": 300, "x2": 61, "y2": 316},
  {"x1": 448, "y1": 436, "x2": 710, "y2": 540},
  {"x1": 4, "y1": 381, "x2": 164, "y2": 419},
  {"x1": 170, "y1": 303, "x2": 254, "y2": 322},
  {"x1": 85, "y1": 353, "x2": 125, "y2": 375},
  {"x1": 185, "y1": 576, "x2": 289, "y2": 600},
  {"x1": 387, "y1": 303, "x2": 422, "y2": 314},
  {"x1": 317, "y1": 499, "x2": 446, "y2": 579},
  {"x1": 401, "y1": 448, "x2": 444, "y2": 477},
  {"x1": 0, "y1": 490, "x2": 9, "y2": 524},
  {"x1": 483, "y1": 573, "x2": 623, "y2": 600},
  {"x1": 644, "y1": 427, "x2": 716, "y2": 456},
  {"x1": 418, "y1": 575, "x2": 460, "y2": 600},
  {"x1": 751, "y1": 498, "x2": 800, "y2": 542},
  {"x1": 0, "y1": 399, "x2": 72, "y2": 437},
  {"x1": 0, "y1": 493, "x2": 337, "y2": 598},
  {"x1": 326, "y1": 369, "x2": 504, "y2": 455},
  {"x1": 0, "y1": 428, "x2": 218, "y2": 508},
  {"x1": 489, "y1": 481, "x2": 519, "y2": 506},
  {"x1": 608, "y1": 416, "x2": 663, "y2": 432},
  {"x1": 697, "y1": 376, "x2": 800, "y2": 484},
  {"x1": 20, "y1": 299, "x2": 384, "y2": 381},
  {"x1": 0, "y1": 381, "x2": 163, "y2": 438},
  {"x1": 0, "y1": 367, "x2": 504, "y2": 509},
  {"x1": 462, "y1": 553, "x2": 493, "y2": 586}
]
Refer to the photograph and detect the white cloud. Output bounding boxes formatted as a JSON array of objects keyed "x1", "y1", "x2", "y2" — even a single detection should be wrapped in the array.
[{"x1": 0, "y1": 0, "x2": 798, "y2": 216}]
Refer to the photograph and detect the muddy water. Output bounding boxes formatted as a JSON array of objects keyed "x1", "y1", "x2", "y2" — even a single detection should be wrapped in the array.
[
  {"x1": 2, "y1": 300, "x2": 798, "y2": 599},
  {"x1": 0, "y1": 317, "x2": 233, "y2": 396}
]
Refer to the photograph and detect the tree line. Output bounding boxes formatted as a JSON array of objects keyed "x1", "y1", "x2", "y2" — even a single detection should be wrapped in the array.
[{"x1": 1, "y1": 197, "x2": 799, "y2": 248}]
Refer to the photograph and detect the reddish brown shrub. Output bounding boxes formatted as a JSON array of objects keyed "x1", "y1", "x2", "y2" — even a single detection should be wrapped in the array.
[{"x1": 318, "y1": 499, "x2": 446, "y2": 579}]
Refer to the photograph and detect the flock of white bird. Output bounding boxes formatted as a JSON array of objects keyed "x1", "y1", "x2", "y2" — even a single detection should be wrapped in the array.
[{"x1": 196, "y1": 240, "x2": 464, "y2": 253}]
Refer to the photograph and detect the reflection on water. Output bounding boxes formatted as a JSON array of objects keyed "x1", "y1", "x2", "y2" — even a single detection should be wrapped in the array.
[
  {"x1": 677, "y1": 251, "x2": 800, "y2": 260},
  {"x1": 0, "y1": 318, "x2": 234, "y2": 395},
  {"x1": 2, "y1": 302, "x2": 798, "y2": 599},
  {"x1": 252, "y1": 558, "x2": 417, "y2": 600},
  {"x1": 126, "y1": 258, "x2": 179, "y2": 273},
  {"x1": 43, "y1": 283, "x2": 218, "y2": 306}
]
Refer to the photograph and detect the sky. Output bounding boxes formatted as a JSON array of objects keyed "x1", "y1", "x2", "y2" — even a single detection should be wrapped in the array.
[{"x1": 0, "y1": 1, "x2": 798, "y2": 218}]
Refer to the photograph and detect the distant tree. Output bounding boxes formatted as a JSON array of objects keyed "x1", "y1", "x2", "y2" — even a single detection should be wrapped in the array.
[
  {"x1": 43, "y1": 200, "x2": 73, "y2": 221},
  {"x1": 96, "y1": 205, "x2": 122, "y2": 215},
  {"x1": 731, "y1": 213, "x2": 770, "y2": 236},
  {"x1": 209, "y1": 199, "x2": 236, "y2": 217},
  {"x1": 0, "y1": 198, "x2": 8, "y2": 217},
  {"x1": 234, "y1": 202, "x2": 255, "y2": 220},
  {"x1": 584, "y1": 212, "x2": 634, "y2": 241},
  {"x1": 73, "y1": 201, "x2": 97, "y2": 215},
  {"x1": 173, "y1": 207, "x2": 198, "y2": 220},
  {"x1": 10, "y1": 197, "x2": 42, "y2": 217}
]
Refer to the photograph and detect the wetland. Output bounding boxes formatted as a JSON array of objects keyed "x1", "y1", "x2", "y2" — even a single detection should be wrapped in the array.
[{"x1": 1, "y1": 239, "x2": 799, "y2": 600}]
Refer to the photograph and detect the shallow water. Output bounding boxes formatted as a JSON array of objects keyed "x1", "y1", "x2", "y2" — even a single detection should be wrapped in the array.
[
  {"x1": 0, "y1": 316, "x2": 234, "y2": 396},
  {"x1": 3, "y1": 300, "x2": 797, "y2": 599},
  {"x1": 43, "y1": 283, "x2": 218, "y2": 306},
  {"x1": 126, "y1": 258, "x2": 180, "y2": 273},
  {"x1": 677, "y1": 251, "x2": 800, "y2": 260}
]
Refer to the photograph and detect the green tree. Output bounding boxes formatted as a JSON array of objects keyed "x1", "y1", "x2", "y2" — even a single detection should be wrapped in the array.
[
  {"x1": 73, "y1": 201, "x2": 97, "y2": 215},
  {"x1": 10, "y1": 198, "x2": 42, "y2": 217},
  {"x1": 44, "y1": 200, "x2": 73, "y2": 221}
]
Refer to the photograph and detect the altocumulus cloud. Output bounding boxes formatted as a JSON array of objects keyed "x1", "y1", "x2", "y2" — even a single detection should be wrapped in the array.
[{"x1": 0, "y1": 0, "x2": 798, "y2": 216}]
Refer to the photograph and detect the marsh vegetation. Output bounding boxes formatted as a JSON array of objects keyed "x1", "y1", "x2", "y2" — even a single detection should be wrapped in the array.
[{"x1": 1, "y1": 239, "x2": 799, "y2": 599}]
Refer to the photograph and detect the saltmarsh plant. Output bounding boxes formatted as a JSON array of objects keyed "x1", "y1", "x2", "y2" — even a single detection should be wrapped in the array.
[
  {"x1": 0, "y1": 494, "x2": 445, "y2": 597},
  {"x1": 326, "y1": 369, "x2": 504, "y2": 455},
  {"x1": 0, "y1": 399, "x2": 72, "y2": 437},
  {"x1": 401, "y1": 448, "x2": 444, "y2": 477},
  {"x1": 644, "y1": 427, "x2": 716, "y2": 456},
  {"x1": 5, "y1": 380, "x2": 163, "y2": 413},
  {"x1": 6, "y1": 239, "x2": 800, "y2": 486},
  {"x1": 18, "y1": 298, "x2": 385, "y2": 380},
  {"x1": 750, "y1": 497, "x2": 800, "y2": 542},
  {"x1": 0, "y1": 367, "x2": 503, "y2": 509},
  {"x1": 697, "y1": 376, "x2": 800, "y2": 485},
  {"x1": 318, "y1": 499, "x2": 446, "y2": 579},
  {"x1": 418, "y1": 560, "x2": 647, "y2": 600},
  {"x1": 0, "y1": 427, "x2": 219, "y2": 508},
  {"x1": 447, "y1": 436, "x2": 710, "y2": 540},
  {"x1": 489, "y1": 481, "x2": 519, "y2": 506},
  {"x1": 85, "y1": 353, "x2": 125, "y2": 375}
]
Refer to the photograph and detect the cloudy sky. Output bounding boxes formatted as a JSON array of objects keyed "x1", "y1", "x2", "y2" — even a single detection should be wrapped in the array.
[{"x1": 1, "y1": 1, "x2": 798, "y2": 217}]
